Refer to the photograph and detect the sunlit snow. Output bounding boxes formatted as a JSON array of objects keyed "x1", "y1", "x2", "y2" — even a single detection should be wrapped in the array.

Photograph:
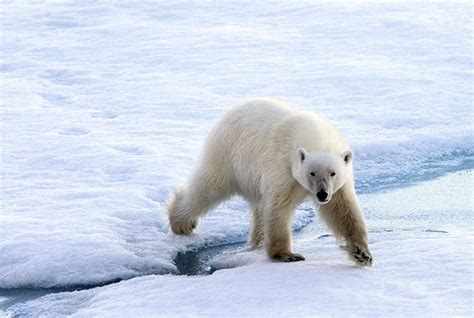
[{"x1": 1, "y1": 1, "x2": 473, "y2": 317}]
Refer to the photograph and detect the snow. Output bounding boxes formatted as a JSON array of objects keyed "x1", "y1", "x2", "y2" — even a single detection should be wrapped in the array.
[
  {"x1": 4, "y1": 170, "x2": 473, "y2": 317},
  {"x1": 1, "y1": 0, "x2": 473, "y2": 316}
]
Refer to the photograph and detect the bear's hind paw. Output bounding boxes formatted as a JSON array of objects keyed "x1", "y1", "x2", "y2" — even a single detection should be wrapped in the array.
[{"x1": 170, "y1": 219, "x2": 197, "y2": 235}]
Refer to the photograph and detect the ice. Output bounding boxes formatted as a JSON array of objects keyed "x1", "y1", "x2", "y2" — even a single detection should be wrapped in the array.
[
  {"x1": 5, "y1": 171, "x2": 473, "y2": 317},
  {"x1": 1, "y1": 0, "x2": 473, "y2": 304}
]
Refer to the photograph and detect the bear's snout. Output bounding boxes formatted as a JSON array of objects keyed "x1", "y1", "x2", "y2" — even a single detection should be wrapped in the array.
[{"x1": 316, "y1": 190, "x2": 328, "y2": 203}]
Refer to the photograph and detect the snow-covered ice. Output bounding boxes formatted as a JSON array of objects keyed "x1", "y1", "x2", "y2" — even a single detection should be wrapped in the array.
[{"x1": 1, "y1": 1, "x2": 473, "y2": 317}]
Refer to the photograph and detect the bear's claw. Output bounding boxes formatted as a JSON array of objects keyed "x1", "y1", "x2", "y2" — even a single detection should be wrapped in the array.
[
  {"x1": 272, "y1": 252, "x2": 306, "y2": 262},
  {"x1": 348, "y1": 241, "x2": 373, "y2": 266}
]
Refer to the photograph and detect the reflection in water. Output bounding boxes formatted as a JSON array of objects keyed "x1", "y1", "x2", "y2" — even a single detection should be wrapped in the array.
[{"x1": 174, "y1": 242, "x2": 246, "y2": 276}]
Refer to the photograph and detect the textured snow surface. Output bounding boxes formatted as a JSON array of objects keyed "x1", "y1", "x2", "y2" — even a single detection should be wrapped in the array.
[
  {"x1": 5, "y1": 171, "x2": 473, "y2": 317},
  {"x1": 1, "y1": 0, "x2": 473, "y2": 303}
]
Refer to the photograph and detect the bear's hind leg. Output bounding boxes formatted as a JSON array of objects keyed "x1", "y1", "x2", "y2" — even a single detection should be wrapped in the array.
[
  {"x1": 167, "y1": 188, "x2": 198, "y2": 235},
  {"x1": 167, "y1": 169, "x2": 232, "y2": 235}
]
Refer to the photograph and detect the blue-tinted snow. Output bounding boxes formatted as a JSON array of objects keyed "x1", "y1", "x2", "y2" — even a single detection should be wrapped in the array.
[{"x1": 1, "y1": 0, "x2": 472, "y2": 299}]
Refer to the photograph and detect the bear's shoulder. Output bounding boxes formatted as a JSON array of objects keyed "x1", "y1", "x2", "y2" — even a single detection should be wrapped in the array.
[{"x1": 284, "y1": 112, "x2": 348, "y2": 154}]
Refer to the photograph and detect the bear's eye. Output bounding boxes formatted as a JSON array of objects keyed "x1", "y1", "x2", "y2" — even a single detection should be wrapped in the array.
[
  {"x1": 330, "y1": 172, "x2": 336, "y2": 177},
  {"x1": 310, "y1": 172, "x2": 315, "y2": 177}
]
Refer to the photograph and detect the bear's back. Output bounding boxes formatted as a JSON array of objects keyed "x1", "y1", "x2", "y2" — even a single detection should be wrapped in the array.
[
  {"x1": 207, "y1": 98, "x2": 295, "y2": 154},
  {"x1": 200, "y1": 98, "x2": 349, "y2": 201},
  {"x1": 201, "y1": 98, "x2": 294, "y2": 200}
]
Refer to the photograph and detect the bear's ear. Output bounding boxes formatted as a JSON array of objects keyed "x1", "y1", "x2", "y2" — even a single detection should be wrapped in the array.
[
  {"x1": 297, "y1": 148, "x2": 308, "y2": 162},
  {"x1": 342, "y1": 149, "x2": 353, "y2": 164}
]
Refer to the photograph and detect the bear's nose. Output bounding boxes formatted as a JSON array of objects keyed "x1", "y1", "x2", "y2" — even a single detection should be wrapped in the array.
[{"x1": 316, "y1": 191, "x2": 328, "y2": 202}]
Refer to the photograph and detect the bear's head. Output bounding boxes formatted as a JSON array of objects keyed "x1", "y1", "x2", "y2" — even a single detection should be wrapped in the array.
[{"x1": 292, "y1": 148, "x2": 353, "y2": 204}]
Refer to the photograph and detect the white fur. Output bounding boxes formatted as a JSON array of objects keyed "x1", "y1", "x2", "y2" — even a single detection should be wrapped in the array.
[{"x1": 167, "y1": 98, "x2": 372, "y2": 265}]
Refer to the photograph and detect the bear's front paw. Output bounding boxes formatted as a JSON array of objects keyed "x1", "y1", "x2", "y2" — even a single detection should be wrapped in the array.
[
  {"x1": 170, "y1": 219, "x2": 197, "y2": 235},
  {"x1": 347, "y1": 241, "x2": 372, "y2": 266},
  {"x1": 272, "y1": 252, "x2": 306, "y2": 262}
]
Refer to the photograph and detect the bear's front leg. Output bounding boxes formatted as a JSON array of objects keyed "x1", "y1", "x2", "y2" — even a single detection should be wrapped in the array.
[
  {"x1": 263, "y1": 196, "x2": 305, "y2": 262},
  {"x1": 319, "y1": 184, "x2": 373, "y2": 266}
]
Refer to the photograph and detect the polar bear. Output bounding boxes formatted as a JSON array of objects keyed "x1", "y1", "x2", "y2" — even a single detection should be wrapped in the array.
[{"x1": 167, "y1": 98, "x2": 372, "y2": 265}]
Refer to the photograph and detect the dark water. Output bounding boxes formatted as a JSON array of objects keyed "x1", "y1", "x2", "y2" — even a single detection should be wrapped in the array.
[
  {"x1": 0, "y1": 279, "x2": 124, "y2": 314},
  {"x1": 174, "y1": 241, "x2": 247, "y2": 276}
]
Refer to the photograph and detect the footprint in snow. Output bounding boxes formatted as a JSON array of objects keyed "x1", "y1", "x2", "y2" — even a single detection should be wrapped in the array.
[
  {"x1": 38, "y1": 92, "x2": 70, "y2": 105},
  {"x1": 39, "y1": 69, "x2": 92, "y2": 86},
  {"x1": 111, "y1": 145, "x2": 150, "y2": 155},
  {"x1": 59, "y1": 127, "x2": 89, "y2": 136},
  {"x1": 90, "y1": 111, "x2": 119, "y2": 119},
  {"x1": 101, "y1": 166, "x2": 136, "y2": 182}
]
